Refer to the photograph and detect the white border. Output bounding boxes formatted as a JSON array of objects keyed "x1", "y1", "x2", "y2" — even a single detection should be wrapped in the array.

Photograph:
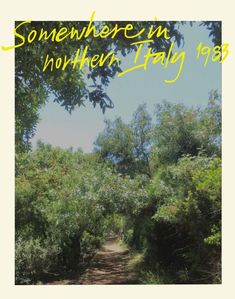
[{"x1": 1, "y1": 0, "x2": 234, "y2": 298}]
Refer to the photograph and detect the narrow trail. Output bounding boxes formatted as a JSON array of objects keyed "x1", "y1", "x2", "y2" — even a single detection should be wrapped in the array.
[
  {"x1": 79, "y1": 238, "x2": 138, "y2": 285},
  {"x1": 46, "y1": 238, "x2": 138, "y2": 285}
]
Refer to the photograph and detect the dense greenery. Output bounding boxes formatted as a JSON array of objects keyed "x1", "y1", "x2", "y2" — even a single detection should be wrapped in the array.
[
  {"x1": 95, "y1": 104, "x2": 152, "y2": 176},
  {"x1": 95, "y1": 90, "x2": 221, "y2": 283},
  {"x1": 130, "y1": 155, "x2": 221, "y2": 283},
  {"x1": 15, "y1": 143, "x2": 148, "y2": 284},
  {"x1": 16, "y1": 90, "x2": 221, "y2": 284},
  {"x1": 15, "y1": 18, "x2": 222, "y2": 284}
]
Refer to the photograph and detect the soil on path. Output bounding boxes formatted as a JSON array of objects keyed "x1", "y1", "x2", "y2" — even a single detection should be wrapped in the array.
[
  {"x1": 79, "y1": 238, "x2": 138, "y2": 285},
  {"x1": 46, "y1": 238, "x2": 138, "y2": 285}
]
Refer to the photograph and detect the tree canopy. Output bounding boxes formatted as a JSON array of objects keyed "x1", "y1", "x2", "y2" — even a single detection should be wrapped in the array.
[{"x1": 15, "y1": 20, "x2": 221, "y2": 152}]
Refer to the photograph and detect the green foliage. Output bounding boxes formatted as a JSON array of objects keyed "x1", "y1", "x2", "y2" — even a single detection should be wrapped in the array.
[
  {"x1": 15, "y1": 237, "x2": 59, "y2": 284},
  {"x1": 95, "y1": 117, "x2": 135, "y2": 174},
  {"x1": 15, "y1": 21, "x2": 183, "y2": 152},
  {"x1": 95, "y1": 104, "x2": 152, "y2": 176},
  {"x1": 151, "y1": 92, "x2": 221, "y2": 166},
  {"x1": 16, "y1": 92, "x2": 222, "y2": 283},
  {"x1": 107, "y1": 94, "x2": 221, "y2": 284},
  {"x1": 141, "y1": 155, "x2": 221, "y2": 283},
  {"x1": 15, "y1": 142, "x2": 148, "y2": 284},
  {"x1": 14, "y1": 15, "x2": 222, "y2": 286},
  {"x1": 15, "y1": 19, "x2": 221, "y2": 153}
]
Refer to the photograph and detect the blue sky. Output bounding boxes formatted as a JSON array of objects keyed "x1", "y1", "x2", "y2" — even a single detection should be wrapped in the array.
[{"x1": 31, "y1": 22, "x2": 221, "y2": 152}]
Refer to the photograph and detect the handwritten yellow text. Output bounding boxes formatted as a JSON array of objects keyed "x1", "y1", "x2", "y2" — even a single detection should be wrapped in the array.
[
  {"x1": 118, "y1": 40, "x2": 186, "y2": 83},
  {"x1": 196, "y1": 42, "x2": 229, "y2": 66},
  {"x1": 2, "y1": 11, "x2": 170, "y2": 51},
  {"x1": 42, "y1": 46, "x2": 120, "y2": 72}
]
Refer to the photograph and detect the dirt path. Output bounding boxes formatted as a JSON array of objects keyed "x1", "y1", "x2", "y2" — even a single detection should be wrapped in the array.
[
  {"x1": 46, "y1": 238, "x2": 138, "y2": 285},
  {"x1": 79, "y1": 238, "x2": 138, "y2": 284}
]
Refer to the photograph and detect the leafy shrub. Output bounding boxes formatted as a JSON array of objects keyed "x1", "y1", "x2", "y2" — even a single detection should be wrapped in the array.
[
  {"x1": 15, "y1": 143, "x2": 148, "y2": 283},
  {"x1": 145, "y1": 155, "x2": 221, "y2": 283}
]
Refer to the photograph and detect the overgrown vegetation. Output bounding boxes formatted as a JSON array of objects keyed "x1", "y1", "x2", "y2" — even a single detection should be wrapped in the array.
[
  {"x1": 15, "y1": 20, "x2": 222, "y2": 284},
  {"x1": 16, "y1": 90, "x2": 221, "y2": 284}
]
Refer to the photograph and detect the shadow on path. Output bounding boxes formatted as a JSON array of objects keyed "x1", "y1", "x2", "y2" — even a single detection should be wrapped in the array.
[
  {"x1": 46, "y1": 238, "x2": 138, "y2": 285},
  {"x1": 79, "y1": 238, "x2": 138, "y2": 285}
]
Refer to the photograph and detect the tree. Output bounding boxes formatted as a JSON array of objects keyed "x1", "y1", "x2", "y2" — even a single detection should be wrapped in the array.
[
  {"x1": 200, "y1": 21, "x2": 221, "y2": 46},
  {"x1": 15, "y1": 19, "x2": 221, "y2": 152},
  {"x1": 131, "y1": 104, "x2": 153, "y2": 175},
  {"x1": 15, "y1": 20, "x2": 184, "y2": 152},
  {"x1": 200, "y1": 90, "x2": 221, "y2": 156},
  {"x1": 152, "y1": 102, "x2": 202, "y2": 165},
  {"x1": 149, "y1": 155, "x2": 221, "y2": 283},
  {"x1": 15, "y1": 142, "x2": 149, "y2": 283},
  {"x1": 95, "y1": 117, "x2": 135, "y2": 175},
  {"x1": 151, "y1": 95, "x2": 221, "y2": 166},
  {"x1": 95, "y1": 105, "x2": 152, "y2": 176}
]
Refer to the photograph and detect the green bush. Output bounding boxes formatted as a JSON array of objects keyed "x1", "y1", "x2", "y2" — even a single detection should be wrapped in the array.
[
  {"x1": 145, "y1": 155, "x2": 221, "y2": 283},
  {"x1": 15, "y1": 143, "x2": 149, "y2": 283}
]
